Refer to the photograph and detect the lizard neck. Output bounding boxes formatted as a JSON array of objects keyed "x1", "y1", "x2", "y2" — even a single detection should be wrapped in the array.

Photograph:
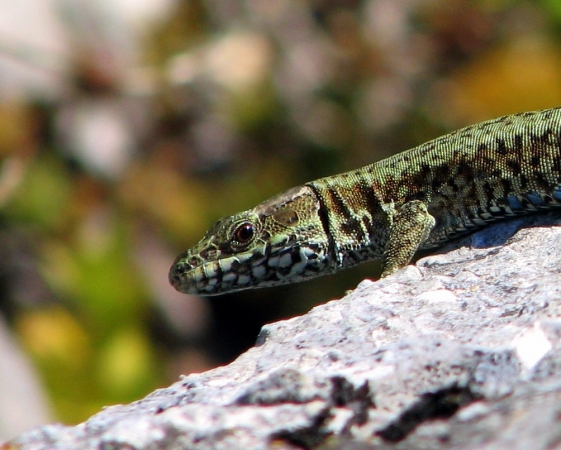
[{"x1": 307, "y1": 168, "x2": 392, "y2": 268}]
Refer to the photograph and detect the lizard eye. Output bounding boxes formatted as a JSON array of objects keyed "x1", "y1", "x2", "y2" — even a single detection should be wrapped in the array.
[{"x1": 233, "y1": 222, "x2": 254, "y2": 245}]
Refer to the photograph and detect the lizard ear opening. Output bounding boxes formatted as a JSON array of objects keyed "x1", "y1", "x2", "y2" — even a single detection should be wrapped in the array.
[
  {"x1": 272, "y1": 209, "x2": 299, "y2": 226},
  {"x1": 256, "y1": 186, "x2": 316, "y2": 216}
]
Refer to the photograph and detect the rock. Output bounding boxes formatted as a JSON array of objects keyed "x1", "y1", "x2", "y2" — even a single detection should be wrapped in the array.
[{"x1": 8, "y1": 213, "x2": 561, "y2": 450}]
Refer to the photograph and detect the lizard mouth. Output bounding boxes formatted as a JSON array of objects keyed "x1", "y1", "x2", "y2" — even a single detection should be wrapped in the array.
[
  {"x1": 169, "y1": 241, "x2": 332, "y2": 296},
  {"x1": 168, "y1": 250, "x2": 269, "y2": 296}
]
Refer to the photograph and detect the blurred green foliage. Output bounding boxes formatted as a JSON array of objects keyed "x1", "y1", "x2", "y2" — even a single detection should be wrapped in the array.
[{"x1": 2, "y1": 0, "x2": 561, "y2": 425}]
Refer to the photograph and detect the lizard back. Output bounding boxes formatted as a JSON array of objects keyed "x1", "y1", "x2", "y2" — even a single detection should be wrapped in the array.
[{"x1": 308, "y1": 108, "x2": 561, "y2": 266}]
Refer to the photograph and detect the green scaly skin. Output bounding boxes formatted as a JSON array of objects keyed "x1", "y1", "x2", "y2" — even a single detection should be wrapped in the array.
[{"x1": 170, "y1": 108, "x2": 561, "y2": 296}]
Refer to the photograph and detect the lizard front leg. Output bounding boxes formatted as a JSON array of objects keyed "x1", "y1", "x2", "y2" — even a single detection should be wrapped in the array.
[{"x1": 381, "y1": 200, "x2": 436, "y2": 277}]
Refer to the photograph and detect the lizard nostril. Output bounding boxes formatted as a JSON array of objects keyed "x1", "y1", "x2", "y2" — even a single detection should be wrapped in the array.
[
  {"x1": 188, "y1": 256, "x2": 202, "y2": 267},
  {"x1": 174, "y1": 261, "x2": 189, "y2": 275}
]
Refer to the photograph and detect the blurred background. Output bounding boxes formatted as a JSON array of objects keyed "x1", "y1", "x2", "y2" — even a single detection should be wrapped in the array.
[{"x1": 2, "y1": 0, "x2": 561, "y2": 440}]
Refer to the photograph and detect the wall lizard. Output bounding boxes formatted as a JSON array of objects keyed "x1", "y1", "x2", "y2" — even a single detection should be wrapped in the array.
[{"x1": 169, "y1": 107, "x2": 561, "y2": 296}]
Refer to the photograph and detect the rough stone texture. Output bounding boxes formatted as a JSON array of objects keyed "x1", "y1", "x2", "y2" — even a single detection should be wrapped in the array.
[{"x1": 7, "y1": 213, "x2": 561, "y2": 450}]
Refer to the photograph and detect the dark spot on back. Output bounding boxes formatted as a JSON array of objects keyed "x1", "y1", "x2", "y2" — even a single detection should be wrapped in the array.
[
  {"x1": 514, "y1": 134, "x2": 523, "y2": 151},
  {"x1": 500, "y1": 178, "x2": 512, "y2": 194},
  {"x1": 506, "y1": 159, "x2": 521, "y2": 172},
  {"x1": 496, "y1": 138, "x2": 508, "y2": 156},
  {"x1": 535, "y1": 171, "x2": 549, "y2": 187}
]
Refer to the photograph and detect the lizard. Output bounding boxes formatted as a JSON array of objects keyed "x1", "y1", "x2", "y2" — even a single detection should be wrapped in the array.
[{"x1": 169, "y1": 107, "x2": 561, "y2": 296}]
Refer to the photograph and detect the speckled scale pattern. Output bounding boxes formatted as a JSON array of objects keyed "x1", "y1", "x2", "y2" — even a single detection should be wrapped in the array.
[
  {"x1": 170, "y1": 107, "x2": 561, "y2": 295},
  {"x1": 308, "y1": 108, "x2": 561, "y2": 265}
]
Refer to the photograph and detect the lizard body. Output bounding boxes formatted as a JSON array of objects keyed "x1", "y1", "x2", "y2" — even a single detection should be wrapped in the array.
[{"x1": 169, "y1": 108, "x2": 561, "y2": 296}]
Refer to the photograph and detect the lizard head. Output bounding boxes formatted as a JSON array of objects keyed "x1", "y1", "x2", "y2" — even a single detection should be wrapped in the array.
[{"x1": 169, "y1": 185, "x2": 334, "y2": 296}]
